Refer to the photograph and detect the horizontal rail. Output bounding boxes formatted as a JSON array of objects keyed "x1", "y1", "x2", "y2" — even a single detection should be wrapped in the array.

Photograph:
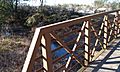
[
  {"x1": 40, "y1": 9, "x2": 120, "y2": 33},
  {"x1": 22, "y1": 9, "x2": 120, "y2": 72}
]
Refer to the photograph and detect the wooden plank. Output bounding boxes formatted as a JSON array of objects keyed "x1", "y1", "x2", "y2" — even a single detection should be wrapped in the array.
[
  {"x1": 55, "y1": 64, "x2": 66, "y2": 72},
  {"x1": 92, "y1": 49, "x2": 105, "y2": 61},
  {"x1": 67, "y1": 63, "x2": 78, "y2": 72},
  {"x1": 84, "y1": 39, "x2": 120, "y2": 72}
]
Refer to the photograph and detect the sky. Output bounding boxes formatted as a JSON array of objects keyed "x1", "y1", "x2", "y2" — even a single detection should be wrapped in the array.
[
  {"x1": 20, "y1": 0, "x2": 119, "y2": 6},
  {"x1": 45, "y1": 0, "x2": 119, "y2": 5},
  {"x1": 45, "y1": 0, "x2": 94, "y2": 5}
]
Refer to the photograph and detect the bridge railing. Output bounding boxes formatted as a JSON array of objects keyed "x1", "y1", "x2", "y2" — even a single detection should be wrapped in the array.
[{"x1": 22, "y1": 9, "x2": 120, "y2": 72}]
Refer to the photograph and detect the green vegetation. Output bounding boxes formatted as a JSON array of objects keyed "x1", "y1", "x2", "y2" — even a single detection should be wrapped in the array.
[
  {"x1": 0, "y1": 0, "x2": 120, "y2": 71},
  {"x1": 0, "y1": 0, "x2": 120, "y2": 33}
]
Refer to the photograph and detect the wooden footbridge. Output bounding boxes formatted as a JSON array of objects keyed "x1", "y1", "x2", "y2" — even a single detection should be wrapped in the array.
[{"x1": 22, "y1": 9, "x2": 120, "y2": 72}]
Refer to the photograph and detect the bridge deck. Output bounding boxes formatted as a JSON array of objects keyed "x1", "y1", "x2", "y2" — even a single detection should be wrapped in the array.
[
  {"x1": 84, "y1": 38, "x2": 120, "y2": 72},
  {"x1": 22, "y1": 9, "x2": 120, "y2": 72}
]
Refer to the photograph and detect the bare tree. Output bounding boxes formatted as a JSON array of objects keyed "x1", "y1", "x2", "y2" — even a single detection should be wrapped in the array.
[
  {"x1": 40, "y1": 0, "x2": 44, "y2": 11},
  {"x1": 94, "y1": 0, "x2": 108, "y2": 9}
]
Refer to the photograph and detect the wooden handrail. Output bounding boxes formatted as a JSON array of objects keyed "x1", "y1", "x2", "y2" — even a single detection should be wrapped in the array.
[
  {"x1": 39, "y1": 9, "x2": 120, "y2": 33},
  {"x1": 22, "y1": 9, "x2": 120, "y2": 72}
]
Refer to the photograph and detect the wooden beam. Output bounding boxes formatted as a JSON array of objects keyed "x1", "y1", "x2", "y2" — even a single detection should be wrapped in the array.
[
  {"x1": 108, "y1": 23, "x2": 114, "y2": 42},
  {"x1": 22, "y1": 28, "x2": 42, "y2": 72},
  {"x1": 114, "y1": 11, "x2": 119, "y2": 38},
  {"x1": 41, "y1": 34, "x2": 53, "y2": 72},
  {"x1": 103, "y1": 15, "x2": 108, "y2": 49},
  {"x1": 39, "y1": 10, "x2": 120, "y2": 33},
  {"x1": 50, "y1": 32, "x2": 83, "y2": 70},
  {"x1": 64, "y1": 21, "x2": 86, "y2": 69},
  {"x1": 90, "y1": 24, "x2": 104, "y2": 60},
  {"x1": 84, "y1": 21, "x2": 90, "y2": 66}
]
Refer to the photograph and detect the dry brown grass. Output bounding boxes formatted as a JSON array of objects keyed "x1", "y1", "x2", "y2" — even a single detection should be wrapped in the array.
[{"x1": 0, "y1": 36, "x2": 31, "y2": 72}]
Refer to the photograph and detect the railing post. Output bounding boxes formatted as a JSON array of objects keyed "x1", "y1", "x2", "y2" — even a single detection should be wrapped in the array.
[
  {"x1": 22, "y1": 28, "x2": 41, "y2": 72},
  {"x1": 84, "y1": 21, "x2": 90, "y2": 66},
  {"x1": 103, "y1": 15, "x2": 108, "y2": 49},
  {"x1": 41, "y1": 33, "x2": 53, "y2": 72},
  {"x1": 114, "y1": 11, "x2": 119, "y2": 37}
]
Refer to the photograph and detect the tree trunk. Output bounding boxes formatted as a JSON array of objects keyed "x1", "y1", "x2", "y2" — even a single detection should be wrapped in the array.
[{"x1": 15, "y1": 0, "x2": 18, "y2": 13}]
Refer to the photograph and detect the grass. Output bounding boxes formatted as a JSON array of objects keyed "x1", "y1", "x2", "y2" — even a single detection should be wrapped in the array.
[
  {"x1": 0, "y1": 37, "x2": 27, "y2": 52},
  {"x1": 0, "y1": 36, "x2": 30, "y2": 71}
]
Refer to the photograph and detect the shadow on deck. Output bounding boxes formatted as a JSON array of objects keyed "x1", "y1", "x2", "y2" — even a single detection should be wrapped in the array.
[
  {"x1": 22, "y1": 9, "x2": 120, "y2": 72},
  {"x1": 84, "y1": 38, "x2": 120, "y2": 72}
]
